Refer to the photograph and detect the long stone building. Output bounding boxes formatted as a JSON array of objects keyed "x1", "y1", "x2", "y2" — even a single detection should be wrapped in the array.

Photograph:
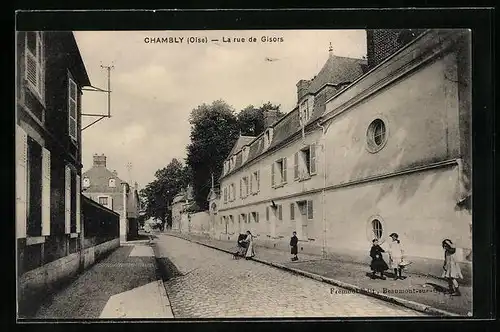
[{"x1": 216, "y1": 29, "x2": 472, "y2": 278}]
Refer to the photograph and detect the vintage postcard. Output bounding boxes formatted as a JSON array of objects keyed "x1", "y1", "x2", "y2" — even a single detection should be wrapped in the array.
[{"x1": 16, "y1": 26, "x2": 475, "y2": 320}]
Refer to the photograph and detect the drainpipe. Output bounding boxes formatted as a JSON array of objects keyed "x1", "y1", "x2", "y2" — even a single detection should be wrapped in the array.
[{"x1": 317, "y1": 122, "x2": 327, "y2": 258}]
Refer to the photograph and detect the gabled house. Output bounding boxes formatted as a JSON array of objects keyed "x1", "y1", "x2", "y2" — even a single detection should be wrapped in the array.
[{"x1": 82, "y1": 154, "x2": 140, "y2": 242}]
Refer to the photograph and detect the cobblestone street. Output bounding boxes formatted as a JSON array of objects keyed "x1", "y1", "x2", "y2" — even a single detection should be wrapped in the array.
[{"x1": 154, "y1": 234, "x2": 425, "y2": 318}]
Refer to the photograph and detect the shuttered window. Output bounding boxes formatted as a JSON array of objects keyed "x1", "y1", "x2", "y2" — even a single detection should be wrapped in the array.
[
  {"x1": 282, "y1": 158, "x2": 287, "y2": 182},
  {"x1": 257, "y1": 170, "x2": 260, "y2": 192},
  {"x1": 25, "y1": 32, "x2": 45, "y2": 102},
  {"x1": 27, "y1": 137, "x2": 42, "y2": 237},
  {"x1": 41, "y1": 147, "x2": 51, "y2": 236},
  {"x1": 278, "y1": 205, "x2": 282, "y2": 221},
  {"x1": 307, "y1": 200, "x2": 314, "y2": 220},
  {"x1": 310, "y1": 145, "x2": 317, "y2": 175},
  {"x1": 16, "y1": 126, "x2": 28, "y2": 239},
  {"x1": 290, "y1": 203, "x2": 295, "y2": 221},
  {"x1": 68, "y1": 75, "x2": 78, "y2": 141},
  {"x1": 271, "y1": 163, "x2": 275, "y2": 186},
  {"x1": 294, "y1": 152, "x2": 299, "y2": 180},
  {"x1": 266, "y1": 206, "x2": 269, "y2": 221},
  {"x1": 64, "y1": 165, "x2": 71, "y2": 234}
]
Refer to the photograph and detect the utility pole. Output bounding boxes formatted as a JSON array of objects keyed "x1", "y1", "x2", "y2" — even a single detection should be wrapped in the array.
[{"x1": 81, "y1": 64, "x2": 114, "y2": 131}]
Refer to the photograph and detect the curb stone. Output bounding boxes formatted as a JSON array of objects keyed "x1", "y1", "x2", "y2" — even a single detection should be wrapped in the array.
[{"x1": 163, "y1": 232, "x2": 459, "y2": 317}]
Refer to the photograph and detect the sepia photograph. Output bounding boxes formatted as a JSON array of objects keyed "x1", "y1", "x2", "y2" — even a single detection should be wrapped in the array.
[{"x1": 16, "y1": 26, "x2": 475, "y2": 320}]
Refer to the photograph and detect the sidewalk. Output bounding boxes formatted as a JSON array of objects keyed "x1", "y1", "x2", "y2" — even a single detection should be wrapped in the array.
[
  {"x1": 31, "y1": 238, "x2": 173, "y2": 319},
  {"x1": 163, "y1": 231, "x2": 472, "y2": 317}
]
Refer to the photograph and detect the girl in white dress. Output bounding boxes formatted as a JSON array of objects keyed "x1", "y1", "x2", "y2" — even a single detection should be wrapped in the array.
[{"x1": 388, "y1": 233, "x2": 405, "y2": 280}]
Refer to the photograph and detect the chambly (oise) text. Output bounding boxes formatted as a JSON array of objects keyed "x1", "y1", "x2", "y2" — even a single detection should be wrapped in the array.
[{"x1": 144, "y1": 36, "x2": 284, "y2": 44}]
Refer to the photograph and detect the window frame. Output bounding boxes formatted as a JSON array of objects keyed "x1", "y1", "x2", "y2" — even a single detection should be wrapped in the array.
[
  {"x1": 24, "y1": 31, "x2": 45, "y2": 104},
  {"x1": 68, "y1": 72, "x2": 78, "y2": 142},
  {"x1": 366, "y1": 118, "x2": 389, "y2": 153}
]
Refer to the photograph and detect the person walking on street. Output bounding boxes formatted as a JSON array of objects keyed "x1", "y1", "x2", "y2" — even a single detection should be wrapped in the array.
[
  {"x1": 388, "y1": 233, "x2": 405, "y2": 280},
  {"x1": 290, "y1": 231, "x2": 299, "y2": 261},
  {"x1": 441, "y1": 239, "x2": 463, "y2": 296},
  {"x1": 370, "y1": 239, "x2": 389, "y2": 279},
  {"x1": 243, "y1": 230, "x2": 255, "y2": 260}
]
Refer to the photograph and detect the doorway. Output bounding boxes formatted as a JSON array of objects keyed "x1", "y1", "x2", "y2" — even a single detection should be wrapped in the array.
[{"x1": 296, "y1": 200, "x2": 308, "y2": 240}]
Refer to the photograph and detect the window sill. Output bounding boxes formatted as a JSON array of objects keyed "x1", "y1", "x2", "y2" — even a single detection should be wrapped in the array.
[
  {"x1": 26, "y1": 236, "x2": 45, "y2": 246},
  {"x1": 298, "y1": 176, "x2": 312, "y2": 182},
  {"x1": 273, "y1": 183, "x2": 286, "y2": 189},
  {"x1": 70, "y1": 233, "x2": 79, "y2": 238}
]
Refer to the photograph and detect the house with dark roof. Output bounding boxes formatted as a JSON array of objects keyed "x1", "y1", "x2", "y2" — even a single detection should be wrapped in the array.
[
  {"x1": 214, "y1": 30, "x2": 471, "y2": 280},
  {"x1": 82, "y1": 154, "x2": 140, "y2": 242}
]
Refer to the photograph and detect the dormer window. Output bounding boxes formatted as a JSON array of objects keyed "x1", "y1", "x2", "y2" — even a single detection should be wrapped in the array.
[
  {"x1": 109, "y1": 178, "x2": 116, "y2": 187},
  {"x1": 299, "y1": 99, "x2": 311, "y2": 125},
  {"x1": 242, "y1": 146, "x2": 249, "y2": 162},
  {"x1": 83, "y1": 177, "x2": 90, "y2": 188},
  {"x1": 264, "y1": 129, "x2": 273, "y2": 150}
]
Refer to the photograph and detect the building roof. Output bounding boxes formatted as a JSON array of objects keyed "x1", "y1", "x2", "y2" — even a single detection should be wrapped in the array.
[
  {"x1": 303, "y1": 54, "x2": 367, "y2": 96},
  {"x1": 82, "y1": 166, "x2": 126, "y2": 193},
  {"x1": 220, "y1": 54, "x2": 366, "y2": 179},
  {"x1": 226, "y1": 135, "x2": 255, "y2": 160}
]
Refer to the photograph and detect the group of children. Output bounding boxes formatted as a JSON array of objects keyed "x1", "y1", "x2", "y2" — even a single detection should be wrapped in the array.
[{"x1": 370, "y1": 233, "x2": 463, "y2": 296}]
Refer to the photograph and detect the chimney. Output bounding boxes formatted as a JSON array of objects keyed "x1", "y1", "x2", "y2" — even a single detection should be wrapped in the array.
[
  {"x1": 93, "y1": 153, "x2": 107, "y2": 167},
  {"x1": 263, "y1": 109, "x2": 280, "y2": 128},
  {"x1": 296, "y1": 79, "x2": 311, "y2": 102}
]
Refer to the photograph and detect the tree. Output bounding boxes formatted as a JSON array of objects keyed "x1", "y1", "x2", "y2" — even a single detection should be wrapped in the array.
[
  {"x1": 140, "y1": 158, "x2": 189, "y2": 228},
  {"x1": 186, "y1": 100, "x2": 240, "y2": 210},
  {"x1": 237, "y1": 102, "x2": 285, "y2": 137}
]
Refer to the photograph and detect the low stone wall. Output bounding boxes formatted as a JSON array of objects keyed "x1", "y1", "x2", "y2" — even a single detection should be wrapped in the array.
[{"x1": 18, "y1": 238, "x2": 120, "y2": 317}]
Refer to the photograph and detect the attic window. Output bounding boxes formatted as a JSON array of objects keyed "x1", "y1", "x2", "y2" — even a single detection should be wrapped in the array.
[
  {"x1": 109, "y1": 178, "x2": 116, "y2": 187},
  {"x1": 83, "y1": 177, "x2": 90, "y2": 188},
  {"x1": 299, "y1": 99, "x2": 311, "y2": 124},
  {"x1": 264, "y1": 129, "x2": 273, "y2": 149}
]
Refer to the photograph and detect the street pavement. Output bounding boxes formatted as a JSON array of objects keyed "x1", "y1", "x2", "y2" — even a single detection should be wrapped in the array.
[
  {"x1": 153, "y1": 234, "x2": 425, "y2": 318},
  {"x1": 33, "y1": 239, "x2": 173, "y2": 319},
  {"x1": 165, "y1": 232, "x2": 472, "y2": 316}
]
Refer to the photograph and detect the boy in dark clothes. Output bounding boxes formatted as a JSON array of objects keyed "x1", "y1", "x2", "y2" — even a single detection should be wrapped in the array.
[
  {"x1": 290, "y1": 231, "x2": 299, "y2": 261},
  {"x1": 370, "y1": 239, "x2": 389, "y2": 279}
]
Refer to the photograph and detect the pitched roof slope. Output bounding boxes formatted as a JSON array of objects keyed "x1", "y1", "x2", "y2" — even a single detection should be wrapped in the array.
[
  {"x1": 226, "y1": 135, "x2": 255, "y2": 160},
  {"x1": 305, "y1": 55, "x2": 367, "y2": 95},
  {"x1": 82, "y1": 166, "x2": 126, "y2": 193}
]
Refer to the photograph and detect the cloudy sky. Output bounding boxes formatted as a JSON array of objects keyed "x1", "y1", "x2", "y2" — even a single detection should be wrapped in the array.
[{"x1": 74, "y1": 30, "x2": 367, "y2": 188}]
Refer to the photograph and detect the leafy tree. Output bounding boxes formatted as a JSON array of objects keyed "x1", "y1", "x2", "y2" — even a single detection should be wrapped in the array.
[
  {"x1": 186, "y1": 100, "x2": 240, "y2": 210},
  {"x1": 140, "y1": 158, "x2": 189, "y2": 228},
  {"x1": 237, "y1": 102, "x2": 285, "y2": 136}
]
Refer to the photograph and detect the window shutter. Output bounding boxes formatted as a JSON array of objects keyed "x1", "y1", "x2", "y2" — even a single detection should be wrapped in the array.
[
  {"x1": 250, "y1": 175, "x2": 253, "y2": 194},
  {"x1": 76, "y1": 174, "x2": 81, "y2": 233},
  {"x1": 307, "y1": 200, "x2": 314, "y2": 220},
  {"x1": 257, "y1": 170, "x2": 260, "y2": 192},
  {"x1": 282, "y1": 158, "x2": 287, "y2": 182},
  {"x1": 41, "y1": 147, "x2": 51, "y2": 236},
  {"x1": 271, "y1": 163, "x2": 275, "y2": 186},
  {"x1": 266, "y1": 206, "x2": 269, "y2": 221},
  {"x1": 16, "y1": 126, "x2": 28, "y2": 239},
  {"x1": 310, "y1": 145, "x2": 317, "y2": 174},
  {"x1": 294, "y1": 152, "x2": 299, "y2": 180},
  {"x1": 278, "y1": 205, "x2": 282, "y2": 220},
  {"x1": 290, "y1": 203, "x2": 295, "y2": 220},
  {"x1": 65, "y1": 165, "x2": 71, "y2": 234},
  {"x1": 240, "y1": 179, "x2": 242, "y2": 198}
]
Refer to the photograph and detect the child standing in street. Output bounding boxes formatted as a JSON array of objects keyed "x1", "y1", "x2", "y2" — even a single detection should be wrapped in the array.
[
  {"x1": 442, "y1": 239, "x2": 463, "y2": 296},
  {"x1": 388, "y1": 233, "x2": 405, "y2": 280},
  {"x1": 290, "y1": 231, "x2": 298, "y2": 261},
  {"x1": 369, "y1": 239, "x2": 389, "y2": 279}
]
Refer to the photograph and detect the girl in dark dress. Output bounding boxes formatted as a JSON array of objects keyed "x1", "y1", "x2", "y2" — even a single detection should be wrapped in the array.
[
  {"x1": 290, "y1": 231, "x2": 298, "y2": 261},
  {"x1": 370, "y1": 239, "x2": 389, "y2": 279}
]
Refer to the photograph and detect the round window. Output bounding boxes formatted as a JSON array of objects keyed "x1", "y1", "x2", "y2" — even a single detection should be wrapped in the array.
[
  {"x1": 372, "y1": 219, "x2": 383, "y2": 240},
  {"x1": 366, "y1": 119, "x2": 388, "y2": 153},
  {"x1": 366, "y1": 215, "x2": 386, "y2": 243}
]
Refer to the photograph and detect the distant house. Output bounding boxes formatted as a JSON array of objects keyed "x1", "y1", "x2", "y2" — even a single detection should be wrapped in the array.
[{"x1": 82, "y1": 154, "x2": 140, "y2": 241}]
